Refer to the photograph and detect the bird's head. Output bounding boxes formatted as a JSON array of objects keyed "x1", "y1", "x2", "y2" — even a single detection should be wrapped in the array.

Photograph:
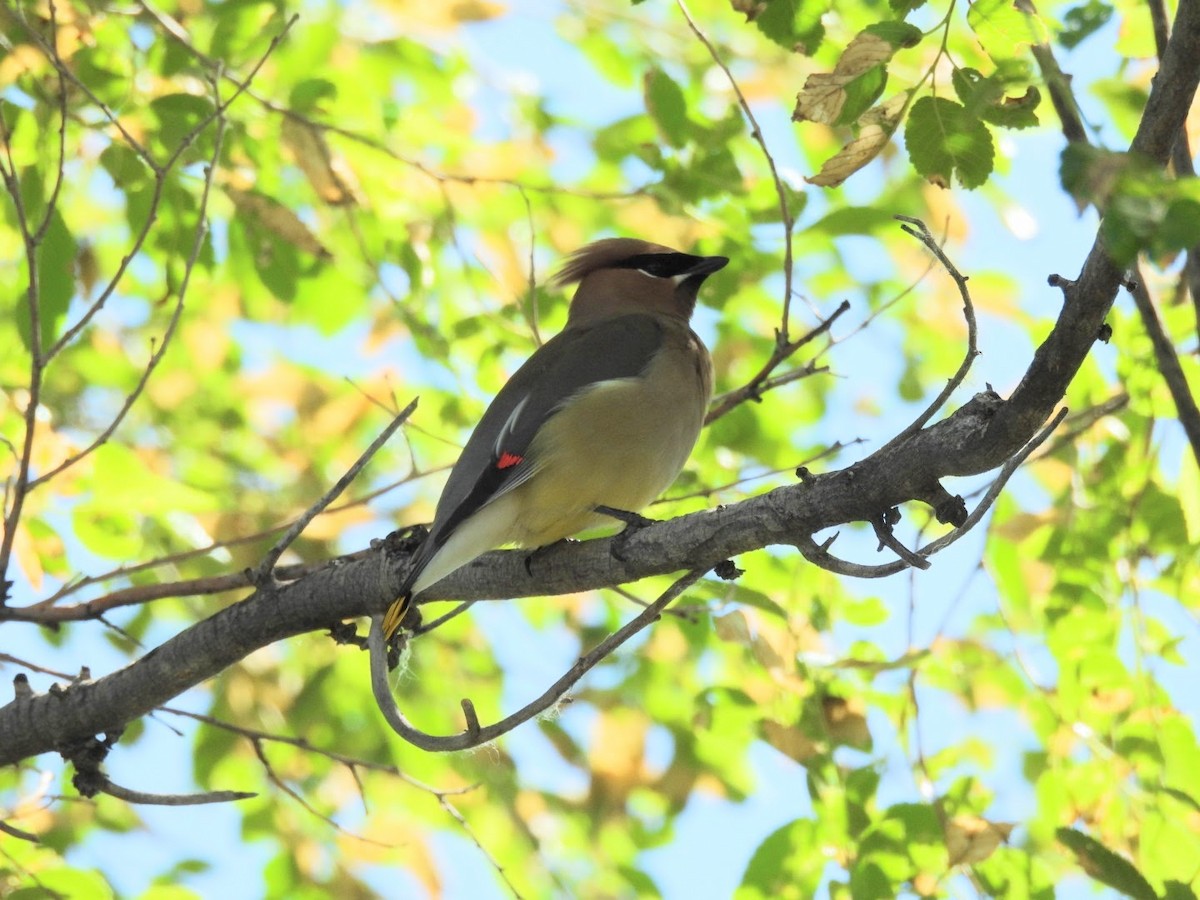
[{"x1": 552, "y1": 238, "x2": 728, "y2": 323}]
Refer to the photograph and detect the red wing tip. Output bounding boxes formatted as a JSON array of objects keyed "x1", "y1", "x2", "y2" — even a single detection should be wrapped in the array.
[{"x1": 496, "y1": 451, "x2": 524, "y2": 470}]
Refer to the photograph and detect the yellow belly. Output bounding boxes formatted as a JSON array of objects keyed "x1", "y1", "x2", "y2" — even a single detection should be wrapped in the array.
[
  {"x1": 409, "y1": 325, "x2": 711, "y2": 596},
  {"x1": 508, "y1": 374, "x2": 704, "y2": 545}
]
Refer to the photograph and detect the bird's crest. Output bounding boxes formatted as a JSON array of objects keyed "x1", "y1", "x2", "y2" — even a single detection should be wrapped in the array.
[{"x1": 550, "y1": 238, "x2": 677, "y2": 288}]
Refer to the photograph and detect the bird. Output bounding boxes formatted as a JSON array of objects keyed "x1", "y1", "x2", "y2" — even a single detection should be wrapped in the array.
[{"x1": 381, "y1": 237, "x2": 727, "y2": 638}]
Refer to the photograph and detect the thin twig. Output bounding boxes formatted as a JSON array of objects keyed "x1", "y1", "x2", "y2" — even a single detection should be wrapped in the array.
[
  {"x1": 158, "y1": 706, "x2": 479, "y2": 798},
  {"x1": 139, "y1": 0, "x2": 644, "y2": 202},
  {"x1": 659, "y1": 439, "x2": 861, "y2": 504},
  {"x1": 1128, "y1": 266, "x2": 1200, "y2": 469},
  {"x1": 520, "y1": 187, "x2": 541, "y2": 347},
  {"x1": 1146, "y1": 0, "x2": 1200, "y2": 330},
  {"x1": 370, "y1": 568, "x2": 707, "y2": 751},
  {"x1": 1016, "y1": 0, "x2": 1089, "y2": 145},
  {"x1": 45, "y1": 16, "x2": 299, "y2": 360},
  {"x1": 93, "y1": 776, "x2": 254, "y2": 806},
  {"x1": 0, "y1": 101, "x2": 44, "y2": 591},
  {"x1": 705, "y1": 301, "x2": 850, "y2": 425},
  {"x1": 253, "y1": 399, "x2": 418, "y2": 583},
  {"x1": 0, "y1": 819, "x2": 39, "y2": 842},
  {"x1": 27, "y1": 463, "x2": 445, "y2": 613},
  {"x1": 880, "y1": 216, "x2": 978, "y2": 449},
  {"x1": 249, "y1": 738, "x2": 391, "y2": 847},
  {"x1": 31, "y1": 0, "x2": 68, "y2": 247},
  {"x1": 29, "y1": 77, "x2": 234, "y2": 489},
  {"x1": 872, "y1": 513, "x2": 932, "y2": 570},
  {"x1": 675, "y1": 0, "x2": 796, "y2": 336},
  {"x1": 413, "y1": 600, "x2": 478, "y2": 635}
]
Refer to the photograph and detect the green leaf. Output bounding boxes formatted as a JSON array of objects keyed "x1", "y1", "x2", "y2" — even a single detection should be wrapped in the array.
[
  {"x1": 841, "y1": 596, "x2": 889, "y2": 626},
  {"x1": 967, "y1": 0, "x2": 1050, "y2": 55},
  {"x1": 149, "y1": 93, "x2": 216, "y2": 155},
  {"x1": 952, "y1": 67, "x2": 1040, "y2": 129},
  {"x1": 644, "y1": 68, "x2": 690, "y2": 148},
  {"x1": 836, "y1": 67, "x2": 888, "y2": 127},
  {"x1": 1059, "y1": 0, "x2": 1114, "y2": 49},
  {"x1": 904, "y1": 96, "x2": 995, "y2": 188},
  {"x1": 288, "y1": 78, "x2": 338, "y2": 113},
  {"x1": 808, "y1": 206, "x2": 897, "y2": 236},
  {"x1": 863, "y1": 21, "x2": 922, "y2": 49},
  {"x1": 1056, "y1": 828, "x2": 1157, "y2": 900},
  {"x1": 1163, "y1": 882, "x2": 1199, "y2": 900},
  {"x1": 72, "y1": 503, "x2": 142, "y2": 560},
  {"x1": 738, "y1": 819, "x2": 824, "y2": 898},
  {"x1": 99, "y1": 143, "x2": 153, "y2": 190},
  {"x1": 753, "y1": 0, "x2": 825, "y2": 54},
  {"x1": 13, "y1": 206, "x2": 77, "y2": 355}
]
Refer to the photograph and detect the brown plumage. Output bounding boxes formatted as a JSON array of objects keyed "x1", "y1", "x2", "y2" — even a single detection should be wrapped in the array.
[{"x1": 382, "y1": 237, "x2": 726, "y2": 637}]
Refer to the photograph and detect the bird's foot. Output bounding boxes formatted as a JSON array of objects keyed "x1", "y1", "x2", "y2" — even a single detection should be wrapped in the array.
[
  {"x1": 594, "y1": 504, "x2": 656, "y2": 530},
  {"x1": 595, "y1": 505, "x2": 656, "y2": 563}
]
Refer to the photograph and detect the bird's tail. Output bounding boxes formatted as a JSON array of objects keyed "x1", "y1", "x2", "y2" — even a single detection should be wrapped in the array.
[
  {"x1": 381, "y1": 532, "x2": 436, "y2": 638},
  {"x1": 380, "y1": 592, "x2": 412, "y2": 639}
]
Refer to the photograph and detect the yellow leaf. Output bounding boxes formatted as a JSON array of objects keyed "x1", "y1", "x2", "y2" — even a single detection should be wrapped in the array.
[
  {"x1": 301, "y1": 504, "x2": 375, "y2": 540},
  {"x1": 380, "y1": 0, "x2": 505, "y2": 29},
  {"x1": 945, "y1": 815, "x2": 1015, "y2": 865},
  {"x1": 590, "y1": 709, "x2": 648, "y2": 806},
  {"x1": 12, "y1": 522, "x2": 44, "y2": 591},
  {"x1": 993, "y1": 510, "x2": 1054, "y2": 542},
  {"x1": 714, "y1": 609, "x2": 752, "y2": 646},
  {"x1": 807, "y1": 122, "x2": 891, "y2": 187}
]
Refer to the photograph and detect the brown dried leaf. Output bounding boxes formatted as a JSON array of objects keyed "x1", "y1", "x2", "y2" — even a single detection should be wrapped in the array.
[
  {"x1": 281, "y1": 116, "x2": 359, "y2": 206},
  {"x1": 807, "y1": 122, "x2": 891, "y2": 186},
  {"x1": 945, "y1": 816, "x2": 1015, "y2": 865},
  {"x1": 835, "y1": 32, "x2": 896, "y2": 76},
  {"x1": 793, "y1": 72, "x2": 853, "y2": 125},
  {"x1": 226, "y1": 188, "x2": 332, "y2": 260},
  {"x1": 761, "y1": 719, "x2": 822, "y2": 764},
  {"x1": 821, "y1": 694, "x2": 871, "y2": 748},
  {"x1": 793, "y1": 32, "x2": 900, "y2": 124}
]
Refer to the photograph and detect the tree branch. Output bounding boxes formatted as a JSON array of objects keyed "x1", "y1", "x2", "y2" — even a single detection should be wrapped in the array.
[
  {"x1": 368, "y1": 568, "x2": 706, "y2": 752},
  {"x1": 979, "y1": 0, "x2": 1200, "y2": 468}
]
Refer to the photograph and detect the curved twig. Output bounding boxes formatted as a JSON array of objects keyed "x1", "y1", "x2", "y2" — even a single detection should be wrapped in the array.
[
  {"x1": 800, "y1": 406, "x2": 1070, "y2": 579},
  {"x1": 675, "y1": 0, "x2": 797, "y2": 339},
  {"x1": 369, "y1": 568, "x2": 707, "y2": 751},
  {"x1": 883, "y1": 216, "x2": 978, "y2": 450}
]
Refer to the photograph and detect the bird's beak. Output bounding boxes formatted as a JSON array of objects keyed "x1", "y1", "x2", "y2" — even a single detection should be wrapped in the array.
[
  {"x1": 684, "y1": 255, "x2": 729, "y2": 278},
  {"x1": 672, "y1": 254, "x2": 728, "y2": 288}
]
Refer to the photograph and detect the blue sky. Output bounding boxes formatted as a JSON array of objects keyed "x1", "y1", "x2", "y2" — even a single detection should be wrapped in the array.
[{"x1": 11, "y1": 2, "x2": 1196, "y2": 898}]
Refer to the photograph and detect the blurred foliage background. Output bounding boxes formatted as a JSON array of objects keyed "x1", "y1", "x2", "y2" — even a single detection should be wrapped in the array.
[{"x1": 2, "y1": 0, "x2": 1199, "y2": 896}]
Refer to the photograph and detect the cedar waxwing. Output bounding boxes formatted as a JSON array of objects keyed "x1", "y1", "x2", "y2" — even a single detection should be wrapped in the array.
[{"x1": 382, "y1": 238, "x2": 727, "y2": 637}]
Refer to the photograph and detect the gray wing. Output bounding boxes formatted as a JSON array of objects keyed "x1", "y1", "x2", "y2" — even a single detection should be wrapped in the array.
[{"x1": 415, "y1": 313, "x2": 665, "y2": 566}]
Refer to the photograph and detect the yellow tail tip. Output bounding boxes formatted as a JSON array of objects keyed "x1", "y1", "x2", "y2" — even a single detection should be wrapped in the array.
[{"x1": 381, "y1": 594, "x2": 411, "y2": 639}]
